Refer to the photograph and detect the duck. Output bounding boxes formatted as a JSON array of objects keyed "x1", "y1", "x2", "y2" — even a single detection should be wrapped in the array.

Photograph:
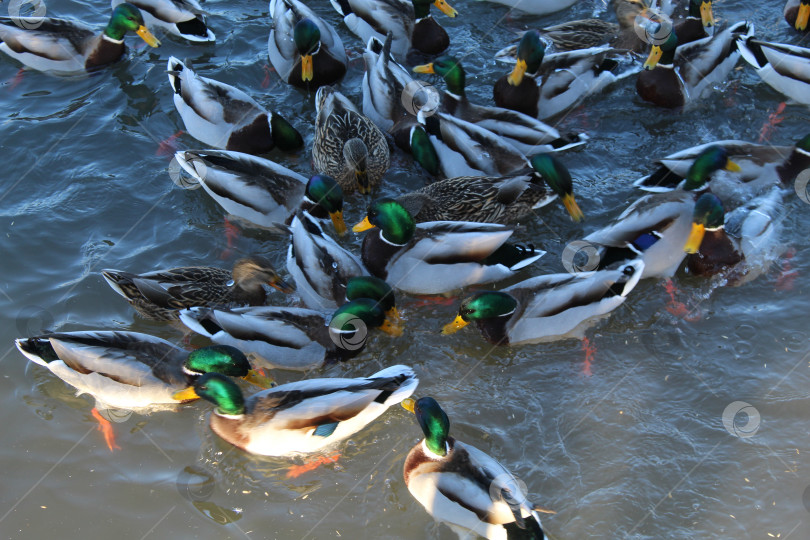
[
  {"x1": 785, "y1": 0, "x2": 810, "y2": 31},
  {"x1": 395, "y1": 153, "x2": 584, "y2": 224},
  {"x1": 671, "y1": 0, "x2": 715, "y2": 44},
  {"x1": 441, "y1": 260, "x2": 644, "y2": 345},
  {"x1": 174, "y1": 150, "x2": 347, "y2": 234},
  {"x1": 361, "y1": 34, "x2": 418, "y2": 133},
  {"x1": 287, "y1": 211, "x2": 368, "y2": 311},
  {"x1": 179, "y1": 279, "x2": 403, "y2": 371},
  {"x1": 493, "y1": 30, "x2": 639, "y2": 120},
  {"x1": 14, "y1": 331, "x2": 272, "y2": 411},
  {"x1": 737, "y1": 37, "x2": 810, "y2": 107},
  {"x1": 412, "y1": 56, "x2": 586, "y2": 156},
  {"x1": 482, "y1": 0, "x2": 574, "y2": 16},
  {"x1": 313, "y1": 86, "x2": 390, "y2": 194},
  {"x1": 176, "y1": 364, "x2": 416, "y2": 456},
  {"x1": 111, "y1": 0, "x2": 214, "y2": 42},
  {"x1": 0, "y1": 3, "x2": 160, "y2": 74},
  {"x1": 268, "y1": 0, "x2": 347, "y2": 89},
  {"x1": 402, "y1": 396, "x2": 547, "y2": 540},
  {"x1": 636, "y1": 21, "x2": 753, "y2": 108},
  {"x1": 102, "y1": 256, "x2": 294, "y2": 321},
  {"x1": 167, "y1": 57, "x2": 304, "y2": 154},
  {"x1": 352, "y1": 198, "x2": 545, "y2": 295},
  {"x1": 330, "y1": 0, "x2": 457, "y2": 60}
]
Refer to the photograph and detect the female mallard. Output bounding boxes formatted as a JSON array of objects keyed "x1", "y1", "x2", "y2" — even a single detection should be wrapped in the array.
[
  {"x1": 287, "y1": 211, "x2": 368, "y2": 311},
  {"x1": 413, "y1": 56, "x2": 586, "y2": 156},
  {"x1": 0, "y1": 3, "x2": 160, "y2": 73},
  {"x1": 396, "y1": 153, "x2": 584, "y2": 224},
  {"x1": 14, "y1": 331, "x2": 271, "y2": 411},
  {"x1": 167, "y1": 57, "x2": 304, "y2": 154},
  {"x1": 493, "y1": 30, "x2": 638, "y2": 120},
  {"x1": 176, "y1": 364, "x2": 417, "y2": 456},
  {"x1": 313, "y1": 86, "x2": 389, "y2": 194},
  {"x1": 268, "y1": 0, "x2": 347, "y2": 89},
  {"x1": 636, "y1": 21, "x2": 753, "y2": 108},
  {"x1": 330, "y1": 0, "x2": 457, "y2": 60},
  {"x1": 179, "y1": 279, "x2": 403, "y2": 371},
  {"x1": 111, "y1": 0, "x2": 214, "y2": 42},
  {"x1": 785, "y1": 0, "x2": 810, "y2": 31},
  {"x1": 402, "y1": 397, "x2": 547, "y2": 540},
  {"x1": 102, "y1": 256, "x2": 294, "y2": 321},
  {"x1": 175, "y1": 150, "x2": 347, "y2": 234},
  {"x1": 352, "y1": 198, "x2": 545, "y2": 295},
  {"x1": 737, "y1": 38, "x2": 810, "y2": 107},
  {"x1": 441, "y1": 261, "x2": 644, "y2": 345}
]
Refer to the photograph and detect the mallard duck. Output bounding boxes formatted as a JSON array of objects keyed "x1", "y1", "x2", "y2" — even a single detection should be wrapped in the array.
[
  {"x1": 179, "y1": 279, "x2": 403, "y2": 371},
  {"x1": 362, "y1": 34, "x2": 416, "y2": 133},
  {"x1": 15, "y1": 331, "x2": 272, "y2": 410},
  {"x1": 785, "y1": 0, "x2": 810, "y2": 31},
  {"x1": 175, "y1": 364, "x2": 416, "y2": 456},
  {"x1": 330, "y1": 0, "x2": 457, "y2": 60},
  {"x1": 441, "y1": 260, "x2": 644, "y2": 345},
  {"x1": 167, "y1": 57, "x2": 304, "y2": 154},
  {"x1": 737, "y1": 38, "x2": 810, "y2": 107},
  {"x1": 352, "y1": 198, "x2": 545, "y2": 295},
  {"x1": 671, "y1": 0, "x2": 715, "y2": 43},
  {"x1": 111, "y1": 0, "x2": 214, "y2": 42},
  {"x1": 412, "y1": 56, "x2": 586, "y2": 156},
  {"x1": 102, "y1": 256, "x2": 294, "y2": 321},
  {"x1": 402, "y1": 397, "x2": 547, "y2": 540},
  {"x1": 175, "y1": 150, "x2": 347, "y2": 234},
  {"x1": 287, "y1": 211, "x2": 368, "y2": 311},
  {"x1": 0, "y1": 3, "x2": 159, "y2": 74},
  {"x1": 268, "y1": 0, "x2": 347, "y2": 89},
  {"x1": 313, "y1": 86, "x2": 389, "y2": 194},
  {"x1": 396, "y1": 153, "x2": 584, "y2": 224},
  {"x1": 636, "y1": 21, "x2": 753, "y2": 108},
  {"x1": 482, "y1": 0, "x2": 574, "y2": 16},
  {"x1": 493, "y1": 31, "x2": 639, "y2": 120}
]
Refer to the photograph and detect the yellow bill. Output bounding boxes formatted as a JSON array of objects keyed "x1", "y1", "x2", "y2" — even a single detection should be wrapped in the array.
[
  {"x1": 301, "y1": 54, "x2": 313, "y2": 82},
  {"x1": 243, "y1": 369, "x2": 275, "y2": 388},
  {"x1": 379, "y1": 318, "x2": 404, "y2": 337},
  {"x1": 385, "y1": 306, "x2": 402, "y2": 326},
  {"x1": 352, "y1": 215, "x2": 376, "y2": 233},
  {"x1": 700, "y1": 1, "x2": 714, "y2": 27},
  {"x1": 724, "y1": 159, "x2": 742, "y2": 172},
  {"x1": 173, "y1": 386, "x2": 199, "y2": 401},
  {"x1": 137, "y1": 26, "x2": 161, "y2": 48},
  {"x1": 684, "y1": 223, "x2": 706, "y2": 254},
  {"x1": 330, "y1": 210, "x2": 347, "y2": 235},
  {"x1": 562, "y1": 194, "x2": 585, "y2": 222},
  {"x1": 413, "y1": 63, "x2": 435, "y2": 74},
  {"x1": 644, "y1": 45, "x2": 663, "y2": 70},
  {"x1": 798, "y1": 3, "x2": 810, "y2": 31},
  {"x1": 433, "y1": 0, "x2": 458, "y2": 17},
  {"x1": 507, "y1": 59, "x2": 527, "y2": 86},
  {"x1": 442, "y1": 314, "x2": 468, "y2": 335},
  {"x1": 401, "y1": 398, "x2": 416, "y2": 413}
]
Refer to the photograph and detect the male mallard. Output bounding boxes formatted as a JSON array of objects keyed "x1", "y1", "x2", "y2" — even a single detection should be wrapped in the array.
[
  {"x1": 636, "y1": 21, "x2": 753, "y2": 108},
  {"x1": 352, "y1": 198, "x2": 545, "y2": 295},
  {"x1": 402, "y1": 397, "x2": 547, "y2": 539},
  {"x1": 15, "y1": 332, "x2": 271, "y2": 410},
  {"x1": 167, "y1": 57, "x2": 303, "y2": 154},
  {"x1": 494, "y1": 30, "x2": 638, "y2": 120},
  {"x1": 396, "y1": 153, "x2": 584, "y2": 224},
  {"x1": 671, "y1": 0, "x2": 715, "y2": 43},
  {"x1": 313, "y1": 86, "x2": 389, "y2": 194},
  {"x1": 268, "y1": 0, "x2": 347, "y2": 89},
  {"x1": 176, "y1": 364, "x2": 417, "y2": 456},
  {"x1": 287, "y1": 211, "x2": 367, "y2": 311},
  {"x1": 330, "y1": 0, "x2": 457, "y2": 60},
  {"x1": 362, "y1": 34, "x2": 417, "y2": 133},
  {"x1": 175, "y1": 150, "x2": 347, "y2": 233},
  {"x1": 102, "y1": 256, "x2": 294, "y2": 321},
  {"x1": 111, "y1": 0, "x2": 214, "y2": 42},
  {"x1": 785, "y1": 0, "x2": 810, "y2": 31},
  {"x1": 737, "y1": 38, "x2": 810, "y2": 107},
  {"x1": 441, "y1": 261, "x2": 644, "y2": 345},
  {"x1": 179, "y1": 279, "x2": 403, "y2": 371},
  {"x1": 0, "y1": 3, "x2": 159, "y2": 73},
  {"x1": 413, "y1": 56, "x2": 586, "y2": 156}
]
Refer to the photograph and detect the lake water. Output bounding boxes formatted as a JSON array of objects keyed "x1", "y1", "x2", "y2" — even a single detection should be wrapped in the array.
[{"x1": 2, "y1": 0, "x2": 810, "y2": 538}]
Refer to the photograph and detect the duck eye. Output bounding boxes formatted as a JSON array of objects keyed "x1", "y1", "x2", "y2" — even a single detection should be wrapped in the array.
[{"x1": 623, "y1": 266, "x2": 635, "y2": 276}]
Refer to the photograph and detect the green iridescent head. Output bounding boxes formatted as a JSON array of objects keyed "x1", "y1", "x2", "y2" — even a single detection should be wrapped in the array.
[
  {"x1": 330, "y1": 297, "x2": 404, "y2": 340},
  {"x1": 442, "y1": 291, "x2": 518, "y2": 335},
  {"x1": 184, "y1": 345, "x2": 251, "y2": 377},
  {"x1": 795, "y1": 133, "x2": 810, "y2": 152},
  {"x1": 413, "y1": 397, "x2": 450, "y2": 456},
  {"x1": 346, "y1": 276, "x2": 395, "y2": 312},
  {"x1": 412, "y1": 0, "x2": 458, "y2": 19},
  {"x1": 506, "y1": 30, "x2": 544, "y2": 86},
  {"x1": 684, "y1": 193, "x2": 725, "y2": 253},
  {"x1": 306, "y1": 175, "x2": 346, "y2": 234},
  {"x1": 684, "y1": 146, "x2": 741, "y2": 190},
  {"x1": 270, "y1": 113, "x2": 304, "y2": 151},
  {"x1": 191, "y1": 373, "x2": 246, "y2": 416},
  {"x1": 106, "y1": 3, "x2": 160, "y2": 46},
  {"x1": 414, "y1": 56, "x2": 465, "y2": 96},
  {"x1": 410, "y1": 126, "x2": 440, "y2": 177},
  {"x1": 643, "y1": 26, "x2": 678, "y2": 69},
  {"x1": 293, "y1": 19, "x2": 321, "y2": 55},
  {"x1": 688, "y1": 0, "x2": 714, "y2": 28},
  {"x1": 530, "y1": 154, "x2": 583, "y2": 221},
  {"x1": 353, "y1": 198, "x2": 415, "y2": 245}
]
